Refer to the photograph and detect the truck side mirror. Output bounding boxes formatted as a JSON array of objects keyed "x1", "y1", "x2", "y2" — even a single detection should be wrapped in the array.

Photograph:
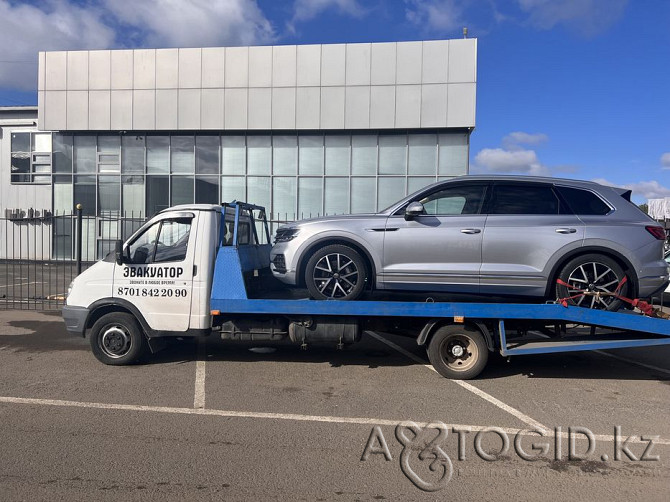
[
  {"x1": 114, "y1": 240, "x2": 124, "y2": 266},
  {"x1": 404, "y1": 201, "x2": 425, "y2": 221}
]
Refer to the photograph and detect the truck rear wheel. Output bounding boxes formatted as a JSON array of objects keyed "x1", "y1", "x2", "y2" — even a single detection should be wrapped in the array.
[
  {"x1": 427, "y1": 324, "x2": 488, "y2": 380},
  {"x1": 90, "y1": 312, "x2": 146, "y2": 365}
]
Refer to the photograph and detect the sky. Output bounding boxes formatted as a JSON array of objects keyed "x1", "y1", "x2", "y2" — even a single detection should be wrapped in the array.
[{"x1": 0, "y1": 0, "x2": 668, "y2": 204}]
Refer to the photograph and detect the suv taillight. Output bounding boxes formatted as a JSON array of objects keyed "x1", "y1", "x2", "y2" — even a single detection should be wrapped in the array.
[{"x1": 646, "y1": 226, "x2": 666, "y2": 240}]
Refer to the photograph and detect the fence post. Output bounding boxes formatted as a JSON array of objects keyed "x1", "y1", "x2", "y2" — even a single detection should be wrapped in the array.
[{"x1": 75, "y1": 204, "x2": 83, "y2": 275}]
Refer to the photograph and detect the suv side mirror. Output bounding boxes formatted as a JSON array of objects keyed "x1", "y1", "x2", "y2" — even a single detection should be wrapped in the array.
[
  {"x1": 404, "y1": 201, "x2": 425, "y2": 221},
  {"x1": 114, "y1": 240, "x2": 124, "y2": 265}
]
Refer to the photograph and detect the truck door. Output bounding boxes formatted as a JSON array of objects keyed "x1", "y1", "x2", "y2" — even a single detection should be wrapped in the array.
[{"x1": 113, "y1": 212, "x2": 197, "y2": 332}]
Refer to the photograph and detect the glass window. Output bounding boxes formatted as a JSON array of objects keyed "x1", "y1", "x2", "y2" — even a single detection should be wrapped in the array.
[
  {"x1": 298, "y1": 178, "x2": 322, "y2": 218},
  {"x1": 379, "y1": 135, "x2": 406, "y2": 175},
  {"x1": 273, "y1": 177, "x2": 296, "y2": 220},
  {"x1": 196, "y1": 176, "x2": 219, "y2": 204},
  {"x1": 98, "y1": 176, "x2": 121, "y2": 216},
  {"x1": 171, "y1": 136, "x2": 195, "y2": 174},
  {"x1": 11, "y1": 132, "x2": 30, "y2": 152},
  {"x1": 377, "y1": 177, "x2": 405, "y2": 212},
  {"x1": 408, "y1": 177, "x2": 435, "y2": 195},
  {"x1": 351, "y1": 177, "x2": 376, "y2": 213},
  {"x1": 196, "y1": 136, "x2": 220, "y2": 175},
  {"x1": 73, "y1": 136, "x2": 96, "y2": 173},
  {"x1": 222, "y1": 136, "x2": 246, "y2": 175},
  {"x1": 438, "y1": 133, "x2": 468, "y2": 176},
  {"x1": 408, "y1": 134, "x2": 437, "y2": 175},
  {"x1": 420, "y1": 185, "x2": 486, "y2": 215},
  {"x1": 154, "y1": 219, "x2": 192, "y2": 263},
  {"x1": 53, "y1": 176, "x2": 73, "y2": 214},
  {"x1": 10, "y1": 151, "x2": 30, "y2": 182},
  {"x1": 53, "y1": 134, "x2": 73, "y2": 173},
  {"x1": 351, "y1": 135, "x2": 377, "y2": 175},
  {"x1": 488, "y1": 184, "x2": 559, "y2": 215},
  {"x1": 298, "y1": 135, "x2": 323, "y2": 175},
  {"x1": 73, "y1": 175, "x2": 96, "y2": 215},
  {"x1": 98, "y1": 135, "x2": 120, "y2": 153},
  {"x1": 247, "y1": 136, "x2": 271, "y2": 175},
  {"x1": 324, "y1": 178, "x2": 349, "y2": 215},
  {"x1": 146, "y1": 136, "x2": 169, "y2": 174},
  {"x1": 221, "y1": 176, "x2": 246, "y2": 204},
  {"x1": 122, "y1": 175, "x2": 144, "y2": 218},
  {"x1": 127, "y1": 221, "x2": 160, "y2": 264},
  {"x1": 273, "y1": 135, "x2": 297, "y2": 176},
  {"x1": 122, "y1": 136, "x2": 145, "y2": 173},
  {"x1": 146, "y1": 176, "x2": 169, "y2": 216},
  {"x1": 32, "y1": 133, "x2": 52, "y2": 152},
  {"x1": 98, "y1": 135, "x2": 121, "y2": 173},
  {"x1": 247, "y1": 177, "x2": 271, "y2": 215},
  {"x1": 171, "y1": 176, "x2": 194, "y2": 206},
  {"x1": 325, "y1": 135, "x2": 350, "y2": 175},
  {"x1": 556, "y1": 186, "x2": 611, "y2": 215}
]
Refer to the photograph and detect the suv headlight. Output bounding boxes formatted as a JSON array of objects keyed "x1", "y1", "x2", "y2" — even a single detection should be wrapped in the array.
[{"x1": 274, "y1": 228, "x2": 299, "y2": 243}]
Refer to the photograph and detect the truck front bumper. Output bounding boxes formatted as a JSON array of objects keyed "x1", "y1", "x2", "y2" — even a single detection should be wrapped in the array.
[{"x1": 62, "y1": 305, "x2": 90, "y2": 337}]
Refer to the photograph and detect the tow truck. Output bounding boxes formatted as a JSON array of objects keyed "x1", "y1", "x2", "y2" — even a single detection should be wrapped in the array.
[{"x1": 62, "y1": 202, "x2": 670, "y2": 379}]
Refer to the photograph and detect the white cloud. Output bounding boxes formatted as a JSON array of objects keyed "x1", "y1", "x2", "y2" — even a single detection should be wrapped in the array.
[
  {"x1": 661, "y1": 153, "x2": 670, "y2": 169},
  {"x1": 287, "y1": 0, "x2": 366, "y2": 33},
  {"x1": 592, "y1": 178, "x2": 670, "y2": 201},
  {"x1": 502, "y1": 131, "x2": 549, "y2": 150},
  {"x1": 404, "y1": 0, "x2": 464, "y2": 32},
  {"x1": 474, "y1": 147, "x2": 550, "y2": 176},
  {"x1": 517, "y1": 0, "x2": 628, "y2": 37}
]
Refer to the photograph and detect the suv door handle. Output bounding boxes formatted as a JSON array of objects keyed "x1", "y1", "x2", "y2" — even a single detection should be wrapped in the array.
[
  {"x1": 555, "y1": 228, "x2": 577, "y2": 234},
  {"x1": 460, "y1": 228, "x2": 482, "y2": 234}
]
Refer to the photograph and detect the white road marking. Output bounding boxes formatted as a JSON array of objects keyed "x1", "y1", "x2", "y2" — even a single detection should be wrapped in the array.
[
  {"x1": 594, "y1": 350, "x2": 670, "y2": 376},
  {"x1": 0, "y1": 395, "x2": 666, "y2": 445},
  {"x1": 366, "y1": 331, "x2": 551, "y2": 434},
  {"x1": 193, "y1": 339, "x2": 207, "y2": 409}
]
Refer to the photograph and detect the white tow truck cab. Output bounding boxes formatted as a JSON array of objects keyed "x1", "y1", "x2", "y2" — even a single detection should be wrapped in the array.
[{"x1": 63, "y1": 202, "x2": 670, "y2": 380}]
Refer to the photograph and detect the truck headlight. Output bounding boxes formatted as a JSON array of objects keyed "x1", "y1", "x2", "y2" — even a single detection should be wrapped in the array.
[
  {"x1": 274, "y1": 228, "x2": 299, "y2": 243},
  {"x1": 67, "y1": 281, "x2": 74, "y2": 298}
]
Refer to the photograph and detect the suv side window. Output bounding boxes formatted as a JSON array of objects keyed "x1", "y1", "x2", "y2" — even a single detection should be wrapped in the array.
[
  {"x1": 488, "y1": 184, "x2": 562, "y2": 215},
  {"x1": 555, "y1": 186, "x2": 611, "y2": 215},
  {"x1": 419, "y1": 185, "x2": 487, "y2": 215},
  {"x1": 127, "y1": 217, "x2": 192, "y2": 264}
]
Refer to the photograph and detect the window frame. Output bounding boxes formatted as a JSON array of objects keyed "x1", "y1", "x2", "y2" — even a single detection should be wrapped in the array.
[{"x1": 10, "y1": 131, "x2": 53, "y2": 184}]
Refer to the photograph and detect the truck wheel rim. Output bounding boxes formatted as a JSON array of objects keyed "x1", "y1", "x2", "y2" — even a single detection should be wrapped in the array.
[
  {"x1": 566, "y1": 262, "x2": 620, "y2": 309},
  {"x1": 440, "y1": 335, "x2": 478, "y2": 371},
  {"x1": 100, "y1": 325, "x2": 132, "y2": 358},
  {"x1": 313, "y1": 253, "x2": 359, "y2": 298}
]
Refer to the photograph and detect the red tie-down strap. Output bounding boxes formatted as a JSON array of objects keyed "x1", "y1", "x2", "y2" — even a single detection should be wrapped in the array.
[{"x1": 556, "y1": 276, "x2": 669, "y2": 319}]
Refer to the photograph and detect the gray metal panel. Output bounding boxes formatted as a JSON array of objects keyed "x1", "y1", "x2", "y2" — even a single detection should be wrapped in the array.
[
  {"x1": 110, "y1": 90, "x2": 133, "y2": 130},
  {"x1": 89, "y1": 90, "x2": 111, "y2": 130},
  {"x1": 296, "y1": 45, "x2": 321, "y2": 86},
  {"x1": 67, "y1": 52, "x2": 88, "y2": 90},
  {"x1": 396, "y1": 41, "x2": 422, "y2": 85},
  {"x1": 345, "y1": 86, "x2": 370, "y2": 129},
  {"x1": 346, "y1": 43, "x2": 371, "y2": 86},
  {"x1": 134, "y1": 49, "x2": 156, "y2": 89},
  {"x1": 295, "y1": 87, "x2": 320, "y2": 129},
  {"x1": 156, "y1": 89, "x2": 178, "y2": 129},
  {"x1": 201, "y1": 88, "x2": 225, "y2": 129},
  {"x1": 201, "y1": 48, "x2": 225, "y2": 88},
  {"x1": 273, "y1": 45, "x2": 297, "y2": 87},
  {"x1": 321, "y1": 44, "x2": 345, "y2": 86},
  {"x1": 248, "y1": 46, "x2": 272, "y2": 87},
  {"x1": 111, "y1": 50, "x2": 134, "y2": 89},
  {"x1": 447, "y1": 83, "x2": 476, "y2": 127},
  {"x1": 225, "y1": 47, "x2": 248, "y2": 88},
  {"x1": 448, "y1": 39, "x2": 477, "y2": 83},
  {"x1": 320, "y1": 87, "x2": 345, "y2": 129},
  {"x1": 132, "y1": 89, "x2": 156, "y2": 129},
  {"x1": 395, "y1": 85, "x2": 421, "y2": 128},
  {"x1": 422, "y1": 40, "x2": 448, "y2": 84},
  {"x1": 421, "y1": 84, "x2": 448, "y2": 127},
  {"x1": 272, "y1": 87, "x2": 296, "y2": 129},
  {"x1": 371, "y1": 42, "x2": 396, "y2": 85},
  {"x1": 37, "y1": 91, "x2": 44, "y2": 129},
  {"x1": 45, "y1": 51, "x2": 66, "y2": 90},
  {"x1": 224, "y1": 88, "x2": 248, "y2": 129},
  {"x1": 370, "y1": 86, "x2": 395, "y2": 129},
  {"x1": 178, "y1": 89, "x2": 201, "y2": 129},
  {"x1": 156, "y1": 49, "x2": 178, "y2": 89},
  {"x1": 179, "y1": 48, "x2": 202, "y2": 88},
  {"x1": 248, "y1": 88, "x2": 272, "y2": 129},
  {"x1": 44, "y1": 91, "x2": 66, "y2": 130},
  {"x1": 89, "y1": 50, "x2": 111, "y2": 90},
  {"x1": 38, "y1": 52, "x2": 45, "y2": 91},
  {"x1": 66, "y1": 90, "x2": 88, "y2": 129}
]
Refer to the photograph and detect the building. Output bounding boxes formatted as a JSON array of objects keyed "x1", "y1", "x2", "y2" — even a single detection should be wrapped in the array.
[{"x1": 1, "y1": 38, "x2": 477, "y2": 259}]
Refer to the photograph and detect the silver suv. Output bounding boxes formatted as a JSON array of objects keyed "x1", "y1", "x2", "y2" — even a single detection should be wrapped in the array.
[{"x1": 270, "y1": 176, "x2": 669, "y2": 309}]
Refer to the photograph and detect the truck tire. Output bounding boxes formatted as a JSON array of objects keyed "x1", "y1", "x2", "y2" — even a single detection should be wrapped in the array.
[
  {"x1": 305, "y1": 244, "x2": 368, "y2": 300},
  {"x1": 427, "y1": 324, "x2": 488, "y2": 380},
  {"x1": 90, "y1": 312, "x2": 146, "y2": 365}
]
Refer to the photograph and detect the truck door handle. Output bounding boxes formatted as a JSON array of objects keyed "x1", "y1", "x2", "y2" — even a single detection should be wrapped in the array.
[
  {"x1": 460, "y1": 228, "x2": 481, "y2": 234},
  {"x1": 555, "y1": 228, "x2": 577, "y2": 234}
]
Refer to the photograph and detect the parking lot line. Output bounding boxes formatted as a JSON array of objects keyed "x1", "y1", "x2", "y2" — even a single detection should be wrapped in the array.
[
  {"x1": 193, "y1": 339, "x2": 207, "y2": 409},
  {"x1": 366, "y1": 331, "x2": 550, "y2": 434}
]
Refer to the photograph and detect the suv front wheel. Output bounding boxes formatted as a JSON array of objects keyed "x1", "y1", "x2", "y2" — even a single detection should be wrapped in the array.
[{"x1": 305, "y1": 244, "x2": 368, "y2": 300}]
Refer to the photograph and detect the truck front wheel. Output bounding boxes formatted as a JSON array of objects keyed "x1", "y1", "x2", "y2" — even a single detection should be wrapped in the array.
[
  {"x1": 427, "y1": 324, "x2": 488, "y2": 380},
  {"x1": 90, "y1": 312, "x2": 146, "y2": 365}
]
